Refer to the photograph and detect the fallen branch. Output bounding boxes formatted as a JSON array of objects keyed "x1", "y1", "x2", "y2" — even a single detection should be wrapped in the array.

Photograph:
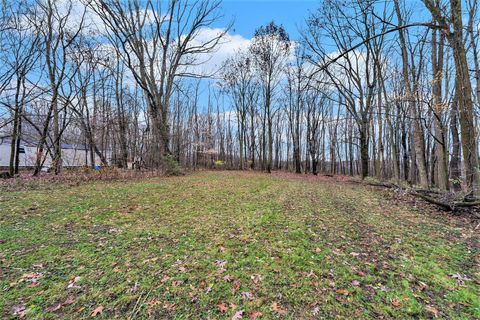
[
  {"x1": 359, "y1": 180, "x2": 480, "y2": 213},
  {"x1": 411, "y1": 191, "x2": 453, "y2": 211}
]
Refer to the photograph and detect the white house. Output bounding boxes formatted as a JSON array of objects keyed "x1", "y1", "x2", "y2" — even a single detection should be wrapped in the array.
[{"x1": 0, "y1": 137, "x2": 110, "y2": 170}]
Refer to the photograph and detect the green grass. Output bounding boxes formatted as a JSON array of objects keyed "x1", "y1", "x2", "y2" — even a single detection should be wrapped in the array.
[{"x1": 1, "y1": 171, "x2": 479, "y2": 319}]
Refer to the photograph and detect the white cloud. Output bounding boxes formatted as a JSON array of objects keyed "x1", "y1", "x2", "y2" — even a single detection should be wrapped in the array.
[{"x1": 184, "y1": 28, "x2": 251, "y2": 77}]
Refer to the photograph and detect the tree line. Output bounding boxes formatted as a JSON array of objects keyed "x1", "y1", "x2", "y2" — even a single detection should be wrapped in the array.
[{"x1": 1, "y1": 0, "x2": 479, "y2": 196}]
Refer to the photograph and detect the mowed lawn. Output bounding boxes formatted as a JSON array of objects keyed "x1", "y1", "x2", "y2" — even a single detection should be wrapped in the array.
[{"x1": 1, "y1": 172, "x2": 479, "y2": 319}]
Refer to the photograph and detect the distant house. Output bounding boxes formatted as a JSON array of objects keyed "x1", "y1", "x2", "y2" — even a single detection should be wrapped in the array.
[{"x1": 0, "y1": 137, "x2": 110, "y2": 170}]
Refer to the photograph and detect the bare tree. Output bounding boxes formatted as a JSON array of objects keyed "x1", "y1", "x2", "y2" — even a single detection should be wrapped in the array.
[
  {"x1": 422, "y1": 0, "x2": 479, "y2": 194},
  {"x1": 221, "y1": 50, "x2": 256, "y2": 170},
  {"x1": 250, "y1": 21, "x2": 291, "y2": 173},
  {"x1": 89, "y1": 0, "x2": 227, "y2": 167},
  {"x1": 31, "y1": 0, "x2": 86, "y2": 175}
]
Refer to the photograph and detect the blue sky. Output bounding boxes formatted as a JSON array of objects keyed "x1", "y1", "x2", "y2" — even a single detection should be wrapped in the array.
[{"x1": 213, "y1": 0, "x2": 319, "y2": 40}]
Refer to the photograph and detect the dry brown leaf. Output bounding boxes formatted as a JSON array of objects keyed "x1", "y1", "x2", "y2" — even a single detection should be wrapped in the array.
[
  {"x1": 417, "y1": 281, "x2": 428, "y2": 291},
  {"x1": 271, "y1": 302, "x2": 287, "y2": 315},
  {"x1": 231, "y1": 279, "x2": 240, "y2": 293},
  {"x1": 241, "y1": 291, "x2": 253, "y2": 300},
  {"x1": 91, "y1": 305, "x2": 103, "y2": 317},
  {"x1": 249, "y1": 311, "x2": 263, "y2": 319},
  {"x1": 335, "y1": 289, "x2": 349, "y2": 296},
  {"x1": 67, "y1": 276, "x2": 81, "y2": 289},
  {"x1": 223, "y1": 274, "x2": 234, "y2": 282},
  {"x1": 63, "y1": 296, "x2": 75, "y2": 305},
  {"x1": 172, "y1": 280, "x2": 183, "y2": 287},
  {"x1": 251, "y1": 274, "x2": 262, "y2": 285},
  {"x1": 426, "y1": 305, "x2": 439, "y2": 317},
  {"x1": 218, "y1": 303, "x2": 228, "y2": 314},
  {"x1": 45, "y1": 302, "x2": 63, "y2": 312},
  {"x1": 145, "y1": 300, "x2": 161, "y2": 307},
  {"x1": 391, "y1": 299, "x2": 401, "y2": 308},
  {"x1": 12, "y1": 304, "x2": 26, "y2": 317},
  {"x1": 232, "y1": 310, "x2": 244, "y2": 320},
  {"x1": 163, "y1": 303, "x2": 176, "y2": 310}
]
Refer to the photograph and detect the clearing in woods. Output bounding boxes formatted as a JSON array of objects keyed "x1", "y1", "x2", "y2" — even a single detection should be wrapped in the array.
[{"x1": 0, "y1": 171, "x2": 479, "y2": 319}]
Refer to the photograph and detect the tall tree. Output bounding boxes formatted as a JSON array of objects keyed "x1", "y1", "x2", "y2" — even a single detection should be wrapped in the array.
[
  {"x1": 422, "y1": 0, "x2": 479, "y2": 194},
  {"x1": 90, "y1": 0, "x2": 227, "y2": 167},
  {"x1": 250, "y1": 21, "x2": 291, "y2": 173}
]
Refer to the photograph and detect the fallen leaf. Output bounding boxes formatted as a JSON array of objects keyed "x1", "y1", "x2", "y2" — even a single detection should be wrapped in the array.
[
  {"x1": 63, "y1": 296, "x2": 75, "y2": 305},
  {"x1": 12, "y1": 304, "x2": 26, "y2": 317},
  {"x1": 231, "y1": 279, "x2": 240, "y2": 293},
  {"x1": 391, "y1": 299, "x2": 401, "y2": 308},
  {"x1": 163, "y1": 303, "x2": 176, "y2": 310},
  {"x1": 315, "y1": 247, "x2": 322, "y2": 253},
  {"x1": 205, "y1": 284, "x2": 213, "y2": 294},
  {"x1": 215, "y1": 260, "x2": 227, "y2": 268},
  {"x1": 350, "y1": 252, "x2": 360, "y2": 257},
  {"x1": 23, "y1": 272, "x2": 42, "y2": 280},
  {"x1": 335, "y1": 289, "x2": 349, "y2": 296},
  {"x1": 223, "y1": 274, "x2": 234, "y2": 282},
  {"x1": 45, "y1": 302, "x2": 63, "y2": 313},
  {"x1": 271, "y1": 302, "x2": 287, "y2": 315},
  {"x1": 91, "y1": 305, "x2": 103, "y2": 317},
  {"x1": 417, "y1": 281, "x2": 428, "y2": 291},
  {"x1": 160, "y1": 276, "x2": 170, "y2": 283},
  {"x1": 142, "y1": 257, "x2": 159, "y2": 264},
  {"x1": 232, "y1": 310, "x2": 244, "y2": 320},
  {"x1": 352, "y1": 280, "x2": 360, "y2": 286},
  {"x1": 145, "y1": 300, "x2": 161, "y2": 307},
  {"x1": 251, "y1": 274, "x2": 262, "y2": 285},
  {"x1": 426, "y1": 305, "x2": 439, "y2": 317},
  {"x1": 249, "y1": 311, "x2": 262, "y2": 319},
  {"x1": 67, "y1": 276, "x2": 81, "y2": 289},
  {"x1": 332, "y1": 248, "x2": 342, "y2": 255},
  {"x1": 172, "y1": 280, "x2": 183, "y2": 287},
  {"x1": 241, "y1": 291, "x2": 253, "y2": 300},
  {"x1": 218, "y1": 303, "x2": 228, "y2": 314}
]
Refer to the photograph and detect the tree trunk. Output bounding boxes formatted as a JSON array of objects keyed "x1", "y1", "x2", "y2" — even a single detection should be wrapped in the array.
[
  {"x1": 394, "y1": 0, "x2": 429, "y2": 188},
  {"x1": 431, "y1": 26, "x2": 449, "y2": 190},
  {"x1": 449, "y1": 95, "x2": 462, "y2": 191},
  {"x1": 450, "y1": 0, "x2": 479, "y2": 194},
  {"x1": 359, "y1": 122, "x2": 369, "y2": 179}
]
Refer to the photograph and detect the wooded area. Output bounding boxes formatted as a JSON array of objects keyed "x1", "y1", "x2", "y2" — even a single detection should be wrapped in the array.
[
  {"x1": 1, "y1": 0, "x2": 480, "y2": 197},
  {"x1": 1, "y1": 1, "x2": 480, "y2": 318}
]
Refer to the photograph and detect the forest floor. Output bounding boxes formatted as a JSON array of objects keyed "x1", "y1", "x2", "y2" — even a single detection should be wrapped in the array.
[{"x1": 1, "y1": 171, "x2": 479, "y2": 319}]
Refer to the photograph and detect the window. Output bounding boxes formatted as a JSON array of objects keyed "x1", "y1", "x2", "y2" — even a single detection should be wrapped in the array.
[{"x1": 18, "y1": 147, "x2": 25, "y2": 154}]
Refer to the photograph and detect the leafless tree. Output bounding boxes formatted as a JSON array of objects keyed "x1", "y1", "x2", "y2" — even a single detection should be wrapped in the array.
[{"x1": 88, "y1": 0, "x2": 228, "y2": 167}]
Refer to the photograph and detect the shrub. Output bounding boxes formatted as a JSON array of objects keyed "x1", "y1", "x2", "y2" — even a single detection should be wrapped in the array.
[
  {"x1": 162, "y1": 154, "x2": 183, "y2": 176},
  {"x1": 214, "y1": 160, "x2": 225, "y2": 169}
]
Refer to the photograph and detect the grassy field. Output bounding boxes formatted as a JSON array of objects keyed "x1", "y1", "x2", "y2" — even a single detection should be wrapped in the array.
[{"x1": 1, "y1": 171, "x2": 479, "y2": 319}]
